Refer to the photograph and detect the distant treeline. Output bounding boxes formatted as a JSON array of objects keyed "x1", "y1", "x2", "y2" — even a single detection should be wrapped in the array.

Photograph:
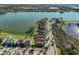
[{"x1": 0, "y1": 6, "x2": 79, "y2": 14}]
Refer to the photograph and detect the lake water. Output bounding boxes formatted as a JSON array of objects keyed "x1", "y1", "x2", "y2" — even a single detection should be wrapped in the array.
[
  {"x1": 0, "y1": 12, "x2": 79, "y2": 34},
  {"x1": 64, "y1": 23, "x2": 79, "y2": 40}
]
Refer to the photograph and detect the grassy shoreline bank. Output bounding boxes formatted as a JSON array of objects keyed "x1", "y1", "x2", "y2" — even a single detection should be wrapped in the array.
[{"x1": 51, "y1": 19, "x2": 79, "y2": 55}]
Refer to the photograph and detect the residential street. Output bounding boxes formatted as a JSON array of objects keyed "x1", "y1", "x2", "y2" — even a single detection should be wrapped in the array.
[{"x1": 46, "y1": 20, "x2": 58, "y2": 55}]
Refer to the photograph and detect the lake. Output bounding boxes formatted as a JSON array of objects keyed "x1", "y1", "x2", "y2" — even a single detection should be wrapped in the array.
[
  {"x1": 64, "y1": 23, "x2": 79, "y2": 40},
  {"x1": 0, "y1": 12, "x2": 79, "y2": 34}
]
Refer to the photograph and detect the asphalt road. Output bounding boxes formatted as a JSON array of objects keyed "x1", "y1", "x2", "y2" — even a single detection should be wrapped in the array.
[{"x1": 46, "y1": 20, "x2": 58, "y2": 55}]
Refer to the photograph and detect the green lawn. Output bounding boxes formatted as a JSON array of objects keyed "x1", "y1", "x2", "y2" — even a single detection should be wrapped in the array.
[{"x1": 0, "y1": 32, "x2": 34, "y2": 39}]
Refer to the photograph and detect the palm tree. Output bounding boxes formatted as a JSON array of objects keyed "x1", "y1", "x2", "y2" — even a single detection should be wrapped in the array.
[{"x1": 0, "y1": 29, "x2": 2, "y2": 34}]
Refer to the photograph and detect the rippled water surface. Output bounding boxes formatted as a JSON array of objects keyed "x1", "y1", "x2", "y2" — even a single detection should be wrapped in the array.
[
  {"x1": 64, "y1": 23, "x2": 79, "y2": 40},
  {"x1": 0, "y1": 12, "x2": 79, "y2": 34}
]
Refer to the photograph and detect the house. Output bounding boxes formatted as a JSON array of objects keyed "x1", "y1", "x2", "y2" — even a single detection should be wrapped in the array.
[
  {"x1": 35, "y1": 42, "x2": 45, "y2": 47},
  {"x1": 35, "y1": 18, "x2": 48, "y2": 47},
  {"x1": 36, "y1": 38, "x2": 45, "y2": 42}
]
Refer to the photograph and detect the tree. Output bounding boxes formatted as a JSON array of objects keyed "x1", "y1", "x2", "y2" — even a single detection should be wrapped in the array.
[
  {"x1": 55, "y1": 18, "x2": 61, "y2": 23},
  {"x1": 25, "y1": 27, "x2": 34, "y2": 34},
  {"x1": 0, "y1": 29, "x2": 2, "y2": 34}
]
